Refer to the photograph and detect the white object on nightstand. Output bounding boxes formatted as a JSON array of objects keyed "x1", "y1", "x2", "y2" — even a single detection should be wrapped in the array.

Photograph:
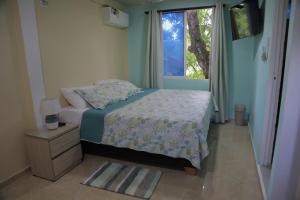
[
  {"x1": 40, "y1": 98, "x2": 61, "y2": 130},
  {"x1": 25, "y1": 124, "x2": 82, "y2": 181}
]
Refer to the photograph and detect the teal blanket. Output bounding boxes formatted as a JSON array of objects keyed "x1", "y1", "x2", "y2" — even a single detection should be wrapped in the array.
[{"x1": 80, "y1": 89, "x2": 157, "y2": 143}]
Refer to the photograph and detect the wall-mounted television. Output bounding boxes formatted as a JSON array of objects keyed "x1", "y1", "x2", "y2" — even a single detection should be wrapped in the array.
[{"x1": 230, "y1": 0, "x2": 262, "y2": 40}]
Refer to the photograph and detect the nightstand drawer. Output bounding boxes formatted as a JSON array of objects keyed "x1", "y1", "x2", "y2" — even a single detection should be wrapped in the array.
[
  {"x1": 50, "y1": 128, "x2": 80, "y2": 158},
  {"x1": 52, "y1": 144, "x2": 82, "y2": 177}
]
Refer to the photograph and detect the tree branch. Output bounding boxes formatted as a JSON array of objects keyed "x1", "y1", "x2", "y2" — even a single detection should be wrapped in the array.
[{"x1": 186, "y1": 10, "x2": 210, "y2": 79}]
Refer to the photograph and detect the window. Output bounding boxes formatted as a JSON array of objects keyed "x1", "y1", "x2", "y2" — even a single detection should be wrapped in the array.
[
  {"x1": 230, "y1": 4, "x2": 251, "y2": 40},
  {"x1": 162, "y1": 12, "x2": 185, "y2": 76},
  {"x1": 162, "y1": 8, "x2": 213, "y2": 79}
]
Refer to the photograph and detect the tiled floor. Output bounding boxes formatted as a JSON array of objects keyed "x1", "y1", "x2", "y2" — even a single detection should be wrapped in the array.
[{"x1": 0, "y1": 123, "x2": 262, "y2": 200}]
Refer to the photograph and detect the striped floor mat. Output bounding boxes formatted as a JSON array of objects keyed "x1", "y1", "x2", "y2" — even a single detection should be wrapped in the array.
[{"x1": 82, "y1": 162, "x2": 162, "y2": 199}]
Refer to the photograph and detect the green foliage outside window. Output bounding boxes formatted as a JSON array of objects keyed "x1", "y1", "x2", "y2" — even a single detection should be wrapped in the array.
[
  {"x1": 186, "y1": 9, "x2": 213, "y2": 79},
  {"x1": 232, "y1": 6, "x2": 251, "y2": 39}
]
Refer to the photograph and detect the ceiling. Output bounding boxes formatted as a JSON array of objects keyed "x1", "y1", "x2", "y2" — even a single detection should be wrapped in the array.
[{"x1": 116, "y1": 0, "x2": 181, "y2": 6}]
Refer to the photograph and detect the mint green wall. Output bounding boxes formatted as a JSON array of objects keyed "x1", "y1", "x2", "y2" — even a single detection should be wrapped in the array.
[
  {"x1": 128, "y1": 0, "x2": 256, "y2": 119},
  {"x1": 223, "y1": 2, "x2": 256, "y2": 118},
  {"x1": 268, "y1": 1, "x2": 298, "y2": 198},
  {"x1": 128, "y1": 6, "x2": 148, "y2": 87},
  {"x1": 249, "y1": 0, "x2": 275, "y2": 158},
  {"x1": 164, "y1": 79, "x2": 209, "y2": 90},
  {"x1": 128, "y1": 0, "x2": 293, "y2": 198},
  {"x1": 231, "y1": 37, "x2": 255, "y2": 119},
  {"x1": 250, "y1": 1, "x2": 299, "y2": 199}
]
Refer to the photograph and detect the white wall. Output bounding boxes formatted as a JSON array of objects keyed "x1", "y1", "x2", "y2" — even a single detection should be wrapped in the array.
[
  {"x1": 0, "y1": 0, "x2": 36, "y2": 183},
  {"x1": 34, "y1": 0, "x2": 128, "y2": 105}
]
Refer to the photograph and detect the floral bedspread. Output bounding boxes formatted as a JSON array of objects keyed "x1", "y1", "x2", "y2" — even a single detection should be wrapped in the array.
[{"x1": 101, "y1": 89, "x2": 212, "y2": 169}]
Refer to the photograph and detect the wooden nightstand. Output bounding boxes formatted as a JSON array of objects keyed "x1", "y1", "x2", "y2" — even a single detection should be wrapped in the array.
[{"x1": 25, "y1": 124, "x2": 82, "y2": 181}]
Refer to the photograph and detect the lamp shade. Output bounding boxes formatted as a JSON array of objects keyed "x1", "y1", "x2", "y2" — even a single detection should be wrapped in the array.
[{"x1": 40, "y1": 98, "x2": 61, "y2": 116}]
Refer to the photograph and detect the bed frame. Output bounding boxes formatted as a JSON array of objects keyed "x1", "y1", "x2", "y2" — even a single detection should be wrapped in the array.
[{"x1": 81, "y1": 141, "x2": 198, "y2": 175}]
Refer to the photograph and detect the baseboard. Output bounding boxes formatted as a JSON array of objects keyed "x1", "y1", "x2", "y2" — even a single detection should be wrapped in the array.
[
  {"x1": 256, "y1": 164, "x2": 269, "y2": 200},
  {"x1": 0, "y1": 166, "x2": 30, "y2": 189},
  {"x1": 248, "y1": 124, "x2": 257, "y2": 156},
  {"x1": 248, "y1": 123, "x2": 267, "y2": 200}
]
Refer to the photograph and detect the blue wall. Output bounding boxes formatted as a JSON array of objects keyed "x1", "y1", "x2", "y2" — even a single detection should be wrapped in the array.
[
  {"x1": 128, "y1": 0, "x2": 295, "y2": 198},
  {"x1": 249, "y1": 0, "x2": 275, "y2": 158},
  {"x1": 164, "y1": 79, "x2": 209, "y2": 90},
  {"x1": 128, "y1": 5, "x2": 149, "y2": 87},
  {"x1": 127, "y1": 0, "x2": 256, "y2": 119},
  {"x1": 249, "y1": 1, "x2": 300, "y2": 199},
  {"x1": 231, "y1": 37, "x2": 255, "y2": 119},
  {"x1": 127, "y1": 0, "x2": 275, "y2": 162}
]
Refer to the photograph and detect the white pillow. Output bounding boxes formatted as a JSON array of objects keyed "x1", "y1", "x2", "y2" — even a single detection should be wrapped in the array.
[{"x1": 61, "y1": 86, "x2": 94, "y2": 109}]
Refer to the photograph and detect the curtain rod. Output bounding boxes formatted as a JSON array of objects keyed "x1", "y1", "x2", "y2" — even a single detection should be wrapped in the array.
[{"x1": 144, "y1": 5, "x2": 225, "y2": 14}]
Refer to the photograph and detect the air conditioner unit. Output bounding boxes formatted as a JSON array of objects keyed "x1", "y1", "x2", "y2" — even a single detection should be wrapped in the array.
[{"x1": 102, "y1": 7, "x2": 129, "y2": 28}]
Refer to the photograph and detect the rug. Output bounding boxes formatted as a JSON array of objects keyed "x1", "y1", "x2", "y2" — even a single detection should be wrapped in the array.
[{"x1": 82, "y1": 162, "x2": 162, "y2": 199}]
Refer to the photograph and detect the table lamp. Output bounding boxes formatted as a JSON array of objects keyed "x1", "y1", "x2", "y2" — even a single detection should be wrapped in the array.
[{"x1": 41, "y1": 98, "x2": 61, "y2": 130}]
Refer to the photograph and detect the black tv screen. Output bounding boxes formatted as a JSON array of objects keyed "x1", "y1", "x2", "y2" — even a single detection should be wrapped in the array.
[{"x1": 230, "y1": 0, "x2": 261, "y2": 40}]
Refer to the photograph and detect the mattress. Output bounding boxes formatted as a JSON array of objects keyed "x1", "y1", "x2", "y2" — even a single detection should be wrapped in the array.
[{"x1": 60, "y1": 107, "x2": 88, "y2": 125}]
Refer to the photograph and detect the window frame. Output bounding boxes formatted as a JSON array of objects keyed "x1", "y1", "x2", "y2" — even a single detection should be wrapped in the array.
[{"x1": 162, "y1": 9, "x2": 212, "y2": 80}]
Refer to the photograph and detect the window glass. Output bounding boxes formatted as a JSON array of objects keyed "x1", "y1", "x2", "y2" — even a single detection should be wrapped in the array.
[
  {"x1": 162, "y1": 9, "x2": 212, "y2": 79},
  {"x1": 231, "y1": 5, "x2": 251, "y2": 40},
  {"x1": 162, "y1": 12, "x2": 185, "y2": 76},
  {"x1": 185, "y1": 9, "x2": 212, "y2": 79}
]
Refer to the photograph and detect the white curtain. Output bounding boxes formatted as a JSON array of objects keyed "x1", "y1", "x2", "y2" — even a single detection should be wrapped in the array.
[
  {"x1": 144, "y1": 10, "x2": 164, "y2": 89},
  {"x1": 210, "y1": 3, "x2": 229, "y2": 123}
]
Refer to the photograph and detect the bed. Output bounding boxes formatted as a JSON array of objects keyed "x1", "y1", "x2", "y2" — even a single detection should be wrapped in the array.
[{"x1": 61, "y1": 88, "x2": 213, "y2": 170}]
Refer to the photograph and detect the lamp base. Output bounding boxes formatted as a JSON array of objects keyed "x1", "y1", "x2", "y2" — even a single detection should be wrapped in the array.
[
  {"x1": 45, "y1": 114, "x2": 59, "y2": 130},
  {"x1": 46, "y1": 122, "x2": 59, "y2": 130}
]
